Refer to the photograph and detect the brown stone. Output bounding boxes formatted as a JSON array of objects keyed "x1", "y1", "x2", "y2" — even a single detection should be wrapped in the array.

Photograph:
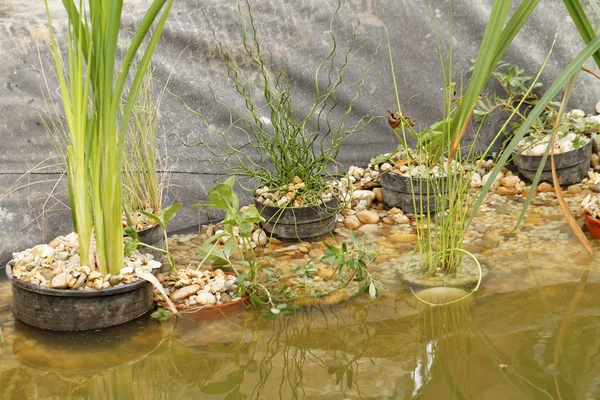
[
  {"x1": 344, "y1": 215, "x2": 361, "y2": 229},
  {"x1": 170, "y1": 284, "x2": 202, "y2": 301},
  {"x1": 388, "y1": 233, "x2": 418, "y2": 243},
  {"x1": 567, "y1": 184, "x2": 582, "y2": 194},
  {"x1": 356, "y1": 210, "x2": 379, "y2": 224},
  {"x1": 500, "y1": 175, "x2": 520, "y2": 188},
  {"x1": 496, "y1": 186, "x2": 521, "y2": 195},
  {"x1": 536, "y1": 182, "x2": 554, "y2": 193},
  {"x1": 373, "y1": 187, "x2": 384, "y2": 202},
  {"x1": 382, "y1": 216, "x2": 394, "y2": 224}
]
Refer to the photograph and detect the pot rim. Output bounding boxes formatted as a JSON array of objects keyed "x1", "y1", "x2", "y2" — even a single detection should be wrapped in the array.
[
  {"x1": 254, "y1": 196, "x2": 340, "y2": 211},
  {"x1": 582, "y1": 208, "x2": 600, "y2": 222},
  {"x1": 514, "y1": 137, "x2": 592, "y2": 159},
  {"x1": 6, "y1": 261, "x2": 151, "y2": 298}
]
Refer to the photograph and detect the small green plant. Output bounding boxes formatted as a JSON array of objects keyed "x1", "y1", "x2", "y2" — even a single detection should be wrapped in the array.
[
  {"x1": 474, "y1": 61, "x2": 599, "y2": 154},
  {"x1": 122, "y1": 63, "x2": 169, "y2": 220},
  {"x1": 194, "y1": 178, "x2": 382, "y2": 315},
  {"x1": 124, "y1": 202, "x2": 182, "y2": 270},
  {"x1": 322, "y1": 230, "x2": 382, "y2": 298},
  {"x1": 173, "y1": 0, "x2": 378, "y2": 209},
  {"x1": 193, "y1": 177, "x2": 280, "y2": 311}
]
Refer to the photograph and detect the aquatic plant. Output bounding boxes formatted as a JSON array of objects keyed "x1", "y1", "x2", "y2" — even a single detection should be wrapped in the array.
[
  {"x1": 174, "y1": 0, "x2": 378, "y2": 208},
  {"x1": 475, "y1": 61, "x2": 598, "y2": 156},
  {"x1": 469, "y1": 1, "x2": 600, "y2": 253},
  {"x1": 383, "y1": 7, "x2": 513, "y2": 276},
  {"x1": 124, "y1": 202, "x2": 182, "y2": 270},
  {"x1": 44, "y1": 0, "x2": 172, "y2": 275},
  {"x1": 193, "y1": 177, "x2": 381, "y2": 315},
  {"x1": 122, "y1": 63, "x2": 170, "y2": 221},
  {"x1": 322, "y1": 230, "x2": 382, "y2": 298}
]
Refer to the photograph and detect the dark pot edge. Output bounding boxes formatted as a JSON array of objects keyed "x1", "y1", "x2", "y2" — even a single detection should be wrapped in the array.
[
  {"x1": 255, "y1": 196, "x2": 340, "y2": 212},
  {"x1": 513, "y1": 138, "x2": 592, "y2": 166},
  {"x1": 6, "y1": 262, "x2": 151, "y2": 298}
]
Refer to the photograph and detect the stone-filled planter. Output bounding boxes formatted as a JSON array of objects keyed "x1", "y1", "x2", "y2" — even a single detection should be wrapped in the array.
[
  {"x1": 6, "y1": 262, "x2": 154, "y2": 331},
  {"x1": 582, "y1": 209, "x2": 600, "y2": 239},
  {"x1": 137, "y1": 223, "x2": 164, "y2": 263},
  {"x1": 400, "y1": 256, "x2": 488, "y2": 289},
  {"x1": 380, "y1": 171, "x2": 455, "y2": 214},
  {"x1": 513, "y1": 139, "x2": 592, "y2": 186},
  {"x1": 255, "y1": 198, "x2": 339, "y2": 240}
]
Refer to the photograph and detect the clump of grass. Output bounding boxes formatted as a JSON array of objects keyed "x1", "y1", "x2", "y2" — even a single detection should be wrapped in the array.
[
  {"x1": 384, "y1": 5, "x2": 545, "y2": 276},
  {"x1": 122, "y1": 64, "x2": 171, "y2": 221},
  {"x1": 173, "y1": 0, "x2": 379, "y2": 206}
]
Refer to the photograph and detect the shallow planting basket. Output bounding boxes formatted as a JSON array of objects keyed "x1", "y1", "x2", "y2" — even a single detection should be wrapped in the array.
[
  {"x1": 255, "y1": 198, "x2": 339, "y2": 240},
  {"x1": 582, "y1": 209, "x2": 600, "y2": 239},
  {"x1": 6, "y1": 262, "x2": 154, "y2": 331},
  {"x1": 380, "y1": 171, "x2": 454, "y2": 214},
  {"x1": 513, "y1": 139, "x2": 592, "y2": 186}
]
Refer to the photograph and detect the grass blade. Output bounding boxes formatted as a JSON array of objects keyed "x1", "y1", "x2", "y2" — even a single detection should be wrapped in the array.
[
  {"x1": 550, "y1": 76, "x2": 594, "y2": 255},
  {"x1": 563, "y1": 0, "x2": 600, "y2": 68},
  {"x1": 469, "y1": 34, "x2": 600, "y2": 229}
]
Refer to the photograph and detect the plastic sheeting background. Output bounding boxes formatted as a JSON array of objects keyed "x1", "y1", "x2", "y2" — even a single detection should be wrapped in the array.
[{"x1": 1, "y1": 0, "x2": 599, "y2": 265}]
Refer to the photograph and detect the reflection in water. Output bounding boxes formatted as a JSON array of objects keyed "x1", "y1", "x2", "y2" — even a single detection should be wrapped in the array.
[
  {"x1": 411, "y1": 291, "x2": 474, "y2": 398},
  {"x1": 249, "y1": 303, "x2": 373, "y2": 399},
  {"x1": 3, "y1": 263, "x2": 600, "y2": 398}
]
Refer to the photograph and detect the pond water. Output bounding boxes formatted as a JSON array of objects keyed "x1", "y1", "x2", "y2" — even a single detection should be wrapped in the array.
[{"x1": 1, "y1": 191, "x2": 600, "y2": 399}]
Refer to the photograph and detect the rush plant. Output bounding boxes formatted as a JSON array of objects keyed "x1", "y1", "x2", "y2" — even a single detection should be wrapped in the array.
[
  {"x1": 45, "y1": 0, "x2": 172, "y2": 275},
  {"x1": 174, "y1": 0, "x2": 378, "y2": 207}
]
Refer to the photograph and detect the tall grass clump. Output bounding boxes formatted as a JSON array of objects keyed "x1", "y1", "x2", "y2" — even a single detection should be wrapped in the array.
[
  {"x1": 45, "y1": 0, "x2": 172, "y2": 275},
  {"x1": 175, "y1": 0, "x2": 378, "y2": 207},
  {"x1": 384, "y1": 3, "x2": 551, "y2": 276},
  {"x1": 122, "y1": 64, "x2": 169, "y2": 221}
]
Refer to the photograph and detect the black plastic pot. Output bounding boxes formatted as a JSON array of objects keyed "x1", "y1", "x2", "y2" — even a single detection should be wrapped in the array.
[
  {"x1": 6, "y1": 262, "x2": 154, "y2": 331},
  {"x1": 137, "y1": 223, "x2": 164, "y2": 262},
  {"x1": 255, "y1": 198, "x2": 339, "y2": 240},
  {"x1": 379, "y1": 171, "x2": 455, "y2": 214},
  {"x1": 513, "y1": 139, "x2": 592, "y2": 186}
]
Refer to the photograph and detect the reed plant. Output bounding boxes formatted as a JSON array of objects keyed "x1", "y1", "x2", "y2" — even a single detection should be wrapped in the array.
[
  {"x1": 175, "y1": 0, "x2": 378, "y2": 208},
  {"x1": 385, "y1": 0, "x2": 600, "y2": 274},
  {"x1": 385, "y1": 7, "x2": 514, "y2": 276},
  {"x1": 45, "y1": 0, "x2": 172, "y2": 275},
  {"x1": 437, "y1": 0, "x2": 600, "y2": 252}
]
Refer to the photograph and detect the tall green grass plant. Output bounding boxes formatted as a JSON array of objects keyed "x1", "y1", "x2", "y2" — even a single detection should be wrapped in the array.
[{"x1": 45, "y1": 0, "x2": 172, "y2": 275}]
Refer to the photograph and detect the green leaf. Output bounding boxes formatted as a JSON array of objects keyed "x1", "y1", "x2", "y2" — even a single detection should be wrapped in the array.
[
  {"x1": 227, "y1": 369, "x2": 245, "y2": 385},
  {"x1": 209, "y1": 178, "x2": 239, "y2": 212},
  {"x1": 160, "y1": 202, "x2": 182, "y2": 227},
  {"x1": 241, "y1": 207, "x2": 265, "y2": 223},
  {"x1": 124, "y1": 226, "x2": 139, "y2": 241},
  {"x1": 201, "y1": 381, "x2": 236, "y2": 395},
  {"x1": 223, "y1": 237, "x2": 237, "y2": 258},
  {"x1": 150, "y1": 307, "x2": 171, "y2": 321},
  {"x1": 238, "y1": 220, "x2": 252, "y2": 237},
  {"x1": 563, "y1": 0, "x2": 600, "y2": 69},
  {"x1": 270, "y1": 308, "x2": 281, "y2": 314},
  {"x1": 124, "y1": 239, "x2": 140, "y2": 257},
  {"x1": 139, "y1": 209, "x2": 163, "y2": 230}
]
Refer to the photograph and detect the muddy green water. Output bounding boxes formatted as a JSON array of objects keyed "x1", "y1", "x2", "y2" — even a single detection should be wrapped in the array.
[{"x1": 1, "y1": 192, "x2": 600, "y2": 399}]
